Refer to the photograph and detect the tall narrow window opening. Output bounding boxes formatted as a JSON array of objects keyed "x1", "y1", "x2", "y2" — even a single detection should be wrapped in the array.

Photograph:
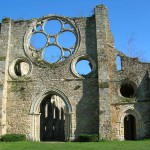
[{"x1": 116, "y1": 55, "x2": 122, "y2": 71}]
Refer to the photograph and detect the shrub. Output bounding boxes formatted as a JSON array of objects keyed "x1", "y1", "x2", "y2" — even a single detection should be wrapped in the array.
[
  {"x1": 78, "y1": 134, "x2": 99, "y2": 142},
  {"x1": 0, "y1": 134, "x2": 26, "y2": 142}
]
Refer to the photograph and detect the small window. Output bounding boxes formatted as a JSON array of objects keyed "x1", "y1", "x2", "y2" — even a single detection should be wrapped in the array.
[
  {"x1": 75, "y1": 60, "x2": 92, "y2": 76},
  {"x1": 116, "y1": 56, "x2": 122, "y2": 71},
  {"x1": 71, "y1": 55, "x2": 96, "y2": 78},
  {"x1": 9, "y1": 58, "x2": 32, "y2": 79}
]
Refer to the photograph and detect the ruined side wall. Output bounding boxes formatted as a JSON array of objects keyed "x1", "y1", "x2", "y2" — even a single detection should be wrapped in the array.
[
  {"x1": 111, "y1": 52, "x2": 150, "y2": 139},
  {"x1": 94, "y1": 5, "x2": 150, "y2": 140}
]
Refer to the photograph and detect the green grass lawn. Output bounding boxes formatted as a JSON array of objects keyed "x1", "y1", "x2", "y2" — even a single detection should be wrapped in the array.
[{"x1": 0, "y1": 140, "x2": 150, "y2": 150}]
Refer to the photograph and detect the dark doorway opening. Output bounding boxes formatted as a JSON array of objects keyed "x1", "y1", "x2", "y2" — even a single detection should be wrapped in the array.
[
  {"x1": 124, "y1": 114, "x2": 136, "y2": 140},
  {"x1": 40, "y1": 95, "x2": 65, "y2": 141}
]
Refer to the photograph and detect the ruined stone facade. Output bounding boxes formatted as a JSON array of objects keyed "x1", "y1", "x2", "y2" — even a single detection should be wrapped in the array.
[{"x1": 0, "y1": 5, "x2": 150, "y2": 141}]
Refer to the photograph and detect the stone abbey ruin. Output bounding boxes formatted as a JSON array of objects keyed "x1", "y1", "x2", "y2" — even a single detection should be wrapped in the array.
[{"x1": 0, "y1": 4, "x2": 150, "y2": 141}]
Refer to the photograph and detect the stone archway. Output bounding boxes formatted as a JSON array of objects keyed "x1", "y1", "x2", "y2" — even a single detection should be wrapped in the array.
[
  {"x1": 119, "y1": 106, "x2": 142, "y2": 140},
  {"x1": 29, "y1": 87, "x2": 72, "y2": 141}
]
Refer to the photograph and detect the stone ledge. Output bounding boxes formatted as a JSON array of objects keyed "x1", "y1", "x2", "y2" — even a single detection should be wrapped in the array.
[
  {"x1": 99, "y1": 82, "x2": 109, "y2": 88},
  {"x1": 8, "y1": 79, "x2": 35, "y2": 82},
  {"x1": 111, "y1": 102, "x2": 136, "y2": 105}
]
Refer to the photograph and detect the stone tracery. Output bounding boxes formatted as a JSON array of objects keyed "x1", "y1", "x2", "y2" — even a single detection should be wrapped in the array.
[{"x1": 24, "y1": 15, "x2": 80, "y2": 66}]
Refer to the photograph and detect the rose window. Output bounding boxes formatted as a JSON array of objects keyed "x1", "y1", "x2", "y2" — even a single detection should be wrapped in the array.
[{"x1": 24, "y1": 15, "x2": 80, "y2": 66}]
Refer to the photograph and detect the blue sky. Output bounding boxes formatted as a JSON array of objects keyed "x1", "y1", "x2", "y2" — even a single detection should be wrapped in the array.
[{"x1": 0, "y1": 0, "x2": 150, "y2": 62}]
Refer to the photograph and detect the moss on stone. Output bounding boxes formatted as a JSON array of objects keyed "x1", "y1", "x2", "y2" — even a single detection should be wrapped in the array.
[
  {"x1": 0, "y1": 56, "x2": 6, "y2": 61},
  {"x1": 121, "y1": 97, "x2": 136, "y2": 103},
  {"x1": 99, "y1": 82, "x2": 109, "y2": 88}
]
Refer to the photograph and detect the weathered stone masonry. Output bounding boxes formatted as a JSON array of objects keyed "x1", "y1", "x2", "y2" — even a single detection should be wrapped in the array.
[{"x1": 0, "y1": 4, "x2": 150, "y2": 141}]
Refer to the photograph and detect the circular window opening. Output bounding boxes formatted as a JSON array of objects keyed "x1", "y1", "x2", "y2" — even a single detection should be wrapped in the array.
[
  {"x1": 44, "y1": 20, "x2": 61, "y2": 35},
  {"x1": 58, "y1": 31, "x2": 76, "y2": 48},
  {"x1": 43, "y1": 45, "x2": 62, "y2": 63},
  {"x1": 14, "y1": 61, "x2": 30, "y2": 77},
  {"x1": 75, "y1": 60, "x2": 92, "y2": 76},
  {"x1": 30, "y1": 33, "x2": 47, "y2": 50},
  {"x1": 120, "y1": 81, "x2": 136, "y2": 98}
]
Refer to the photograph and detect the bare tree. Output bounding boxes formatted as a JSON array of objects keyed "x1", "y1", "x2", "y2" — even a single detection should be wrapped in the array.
[{"x1": 124, "y1": 33, "x2": 145, "y2": 62}]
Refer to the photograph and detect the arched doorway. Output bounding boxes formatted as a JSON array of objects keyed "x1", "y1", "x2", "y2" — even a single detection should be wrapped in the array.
[
  {"x1": 29, "y1": 87, "x2": 72, "y2": 141},
  {"x1": 124, "y1": 114, "x2": 136, "y2": 140},
  {"x1": 40, "y1": 95, "x2": 65, "y2": 141},
  {"x1": 119, "y1": 107, "x2": 142, "y2": 140}
]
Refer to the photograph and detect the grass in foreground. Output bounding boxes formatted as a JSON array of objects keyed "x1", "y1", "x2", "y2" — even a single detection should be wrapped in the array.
[{"x1": 0, "y1": 140, "x2": 150, "y2": 150}]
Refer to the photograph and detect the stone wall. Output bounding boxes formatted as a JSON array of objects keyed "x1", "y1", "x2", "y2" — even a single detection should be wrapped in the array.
[
  {"x1": 0, "y1": 12, "x2": 99, "y2": 140},
  {"x1": 110, "y1": 50, "x2": 150, "y2": 140}
]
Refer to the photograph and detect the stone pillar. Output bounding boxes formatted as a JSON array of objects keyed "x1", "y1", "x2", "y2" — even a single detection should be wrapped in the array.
[
  {"x1": 95, "y1": 5, "x2": 115, "y2": 140},
  {"x1": 69, "y1": 113, "x2": 76, "y2": 141},
  {"x1": 0, "y1": 18, "x2": 12, "y2": 135},
  {"x1": 30, "y1": 113, "x2": 41, "y2": 141},
  {"x1": 64, "y1": 112, "x2": 77, "y2": 141},
  {"x1": 64, "y1": 113, "x2": 71, "y2": 141}
]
